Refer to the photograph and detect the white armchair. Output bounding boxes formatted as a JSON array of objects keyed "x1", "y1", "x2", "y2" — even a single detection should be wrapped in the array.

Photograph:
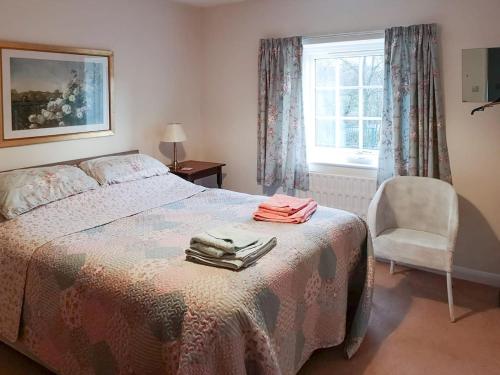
[{"x1": 367, "y1": 176, "x2": 459, "y2": 322}]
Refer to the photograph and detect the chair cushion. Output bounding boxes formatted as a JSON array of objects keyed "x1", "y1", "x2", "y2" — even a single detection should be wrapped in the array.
[{"x1": 373, "y1": 228, "x2": 451, "y2": 272}]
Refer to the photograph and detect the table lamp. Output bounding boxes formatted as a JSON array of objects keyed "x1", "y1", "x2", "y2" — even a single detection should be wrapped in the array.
[{"x1": 162, "y1": 123, "x2": 186, "y2": 170}]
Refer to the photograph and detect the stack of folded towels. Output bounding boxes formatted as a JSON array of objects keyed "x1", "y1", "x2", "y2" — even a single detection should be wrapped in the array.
[
  {"x1": 185, "y1": 225, "x2": 277, "y2": 270},
  {"x1": 253, "y1": 194, "x2": 318, "y2": 224}
]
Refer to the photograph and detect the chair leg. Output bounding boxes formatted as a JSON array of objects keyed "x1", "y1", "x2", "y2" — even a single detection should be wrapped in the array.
[
  {"x1": 390, "y1": 260, "x2": 395, "y2": 275},
  {"x1": 447, "y1": 272, "x2": 455, "y2": 322}
]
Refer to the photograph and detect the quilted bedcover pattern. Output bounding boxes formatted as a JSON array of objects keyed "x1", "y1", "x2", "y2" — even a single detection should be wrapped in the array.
[{"x1": 0, "y1": 176, "x2": 373, "y2": 374}]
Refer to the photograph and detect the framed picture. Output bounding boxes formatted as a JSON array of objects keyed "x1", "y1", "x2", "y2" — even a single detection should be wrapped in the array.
[{"x1": 0, "y1": 41, "x2": 113, "y2": 148}]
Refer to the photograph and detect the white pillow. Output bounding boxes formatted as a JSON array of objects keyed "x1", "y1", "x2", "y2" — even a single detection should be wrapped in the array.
[
  {"x1": 0, "y1": 165, "x2": 99, "y2": 219},
  {"x1": 79, "y1": 154, "x2": 169, "y2": 185}
]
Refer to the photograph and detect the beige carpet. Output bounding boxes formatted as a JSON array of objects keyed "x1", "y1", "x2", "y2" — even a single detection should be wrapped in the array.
[
  {"x1": 300, "y1": 262, "x2": 500, "y2": 375},
  {"x1": 1, "y1": 261, "x2": 499, "y2": 375}
]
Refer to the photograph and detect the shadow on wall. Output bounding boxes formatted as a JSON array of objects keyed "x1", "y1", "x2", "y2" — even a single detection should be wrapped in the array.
[
  {"x1": 454, "y1": 195, "x2": 500, "y2": 275},
  {"x1": 158, "y1": 142, "x2": 186, "y2": 166}
]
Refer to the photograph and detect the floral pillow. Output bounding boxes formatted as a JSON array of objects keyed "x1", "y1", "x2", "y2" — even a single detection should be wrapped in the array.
[
  {"x1": 0, "y1": 165, "x2": 99, "y2": 219},
  {"x1": 79, "y1": 154, "x2": 169, "y2": 185}
]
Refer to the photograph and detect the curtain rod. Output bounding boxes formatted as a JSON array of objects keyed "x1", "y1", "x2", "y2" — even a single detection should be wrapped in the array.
[{"x1": 303, "y1": 30, "x2": 385, "y2": 41}]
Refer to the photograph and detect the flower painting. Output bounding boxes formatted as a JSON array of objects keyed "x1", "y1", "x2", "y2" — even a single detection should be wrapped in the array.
[
  {"x1": 1, "y1": 42, "x2": 113, "y2": 147},
  {"x1": 11, "y1": 60, "x2": 103, "y2": 130}
]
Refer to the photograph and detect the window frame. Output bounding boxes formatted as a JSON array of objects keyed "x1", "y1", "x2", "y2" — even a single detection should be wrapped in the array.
[{"x1": 303, "y1": 36, "x2": 385, "y2": 169}]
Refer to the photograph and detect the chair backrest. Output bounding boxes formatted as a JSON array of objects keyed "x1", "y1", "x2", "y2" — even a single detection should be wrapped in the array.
[{"x1": 380, "y1": 176, "x2": 456, "y2": 236}]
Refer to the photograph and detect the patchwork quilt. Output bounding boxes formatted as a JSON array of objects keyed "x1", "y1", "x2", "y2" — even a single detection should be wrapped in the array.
[{"x1": 0, "y1": 174, "x2": 374, "y2": 374}]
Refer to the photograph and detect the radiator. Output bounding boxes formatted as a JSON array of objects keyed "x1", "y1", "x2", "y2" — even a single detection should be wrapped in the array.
[{"x1": 296, "y1": 173, "x2": 377, "y2": 218}]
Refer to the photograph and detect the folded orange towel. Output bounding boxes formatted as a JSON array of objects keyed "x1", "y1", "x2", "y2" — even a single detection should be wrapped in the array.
[
  {"x1": 258, "y1": 194, "x2": 314, "y2": 215},
  {"x1": 256, "y1": 207, "x2": 292, "y2": 218},
  {"x1": 253, "y1": 201, "x2": 318, "y2": 224}
]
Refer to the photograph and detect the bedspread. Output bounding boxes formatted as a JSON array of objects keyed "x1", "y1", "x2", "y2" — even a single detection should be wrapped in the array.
[{"x1": 0, "y1": 175, "x2": 374, "y2": 374}]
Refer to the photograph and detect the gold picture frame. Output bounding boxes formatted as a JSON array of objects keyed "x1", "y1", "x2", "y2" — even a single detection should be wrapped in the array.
[{"x1": 0, "y1": 40, "x2": 114, "y2": 148}]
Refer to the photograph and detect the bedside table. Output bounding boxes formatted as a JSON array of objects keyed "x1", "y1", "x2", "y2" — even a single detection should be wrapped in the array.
[{"x1": 170, "y1": 160, "x2": 226, "y2": 188}]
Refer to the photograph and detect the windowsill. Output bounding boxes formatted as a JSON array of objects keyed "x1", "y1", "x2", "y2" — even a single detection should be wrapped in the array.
[
  {"x1": 307, "y1": 147, "x2": 379, "y2": 172},
  {"x1": 308, "y1": 161, "x2": 378, "y2": 178},
  {"x1": 310, "y1": 161, "x2": 378, "y2": 170}
]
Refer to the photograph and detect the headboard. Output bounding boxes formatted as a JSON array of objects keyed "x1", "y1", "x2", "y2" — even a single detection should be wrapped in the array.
[{"x1": 0, "y1": 150, "x2": 140, "y2": 172}]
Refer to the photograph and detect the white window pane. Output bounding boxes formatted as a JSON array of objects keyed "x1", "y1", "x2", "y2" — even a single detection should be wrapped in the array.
[
  {"x1": 363, "y1": 88, "x2": 383, "y2": 117},
  {"x1": 315, "y1": 59, "x2": 336, "y2": 87},
  {"x1": 363, "y1": 55, "x2": 384, "y2": 86},
  {"x1": 304, "y1": 37, "x2": 384, "y2": 162},
  {"x1": 340, "y1": 119, "x2": 359, "y2": 148},
  {"x1": 363, "y1": 120, "x2": 381, "y2": 149},
  {"x1": 315, "y1": 118, "x2": 336, "y2": 147},
  {"x1": 316, "y1": 89, "x2": 336, "y2": 117},
  {"x1": 339, "y1": 57, "x2": 359, "y2": 86},
  {"x1": 339, "y1": 89, "x2": 359, "y2": 117}
]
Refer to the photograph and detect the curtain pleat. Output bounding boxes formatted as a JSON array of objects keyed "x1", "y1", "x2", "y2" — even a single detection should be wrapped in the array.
[
  {"x1": 378, "y1": 24, "x2": 452, "y2": 185},
  {"x1": 257, "y1": 36, "x2": 309, "y2": 192}
]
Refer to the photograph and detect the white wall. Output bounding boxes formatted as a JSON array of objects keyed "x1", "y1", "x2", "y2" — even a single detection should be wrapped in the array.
[
  {"x1": 200, "y1": 0, "x2": 500, "y2": 275},
  {"x1": 0, "y1": 0, "x2": 203, "y2": 171}
]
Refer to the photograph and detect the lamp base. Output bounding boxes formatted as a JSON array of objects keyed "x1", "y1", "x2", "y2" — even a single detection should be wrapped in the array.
[{"x1": 171, "y1": 142, "x2": 181, "y2": 171}]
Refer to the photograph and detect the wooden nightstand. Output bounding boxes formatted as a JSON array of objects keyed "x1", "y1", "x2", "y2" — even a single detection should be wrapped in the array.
[{"x1": 169, "y1": 160, "x2": 226, "y2": 188}]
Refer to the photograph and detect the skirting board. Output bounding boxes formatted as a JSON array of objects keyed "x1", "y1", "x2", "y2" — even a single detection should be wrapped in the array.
[
  {"x1": 376, "y1": 257, "x2": 500, "y2": 288},
  {"x1": 453, "y1": 265, "x2": 500, "y2": 288}
]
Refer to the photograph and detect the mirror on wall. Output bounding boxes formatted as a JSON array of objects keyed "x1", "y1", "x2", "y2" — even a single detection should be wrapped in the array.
[{"x1": 462, "y1": 47, "x2": 500, "y2": 103}]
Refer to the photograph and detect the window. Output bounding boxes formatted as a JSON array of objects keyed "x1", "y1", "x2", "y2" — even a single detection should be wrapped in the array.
[{"x1": 303, "y1": 37, "x2": 384, "y2": 168}]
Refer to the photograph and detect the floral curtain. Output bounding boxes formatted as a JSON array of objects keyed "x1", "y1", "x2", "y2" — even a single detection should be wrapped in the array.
[
  {"x1": 378, "y1": 24, "x2": 452, "y2": 185},
  {"x1": 257, "y1": 36, "x2": 309, "y2": 192}
]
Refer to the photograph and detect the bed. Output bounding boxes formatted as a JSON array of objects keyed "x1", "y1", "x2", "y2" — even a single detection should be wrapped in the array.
[{"x1": 0, "y1": 151, "x2": 374, "y2": 375}]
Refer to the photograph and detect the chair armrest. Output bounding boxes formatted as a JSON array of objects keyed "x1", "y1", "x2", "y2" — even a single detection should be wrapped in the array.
[
  {"x1": 367, "y1": 180, "x2": 392, "y2": 239},
  {"x1": 447, "y1": 191, "x2": 459, "y2": 253}
]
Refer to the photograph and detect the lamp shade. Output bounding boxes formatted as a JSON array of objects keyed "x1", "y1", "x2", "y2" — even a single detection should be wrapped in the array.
[{"x1": 162, "y1": 123, "x2": 187, "y2": 143}]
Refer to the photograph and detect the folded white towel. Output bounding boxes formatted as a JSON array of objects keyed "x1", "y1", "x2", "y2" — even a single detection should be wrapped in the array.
[
  {"x1": 186, "y1": 225, "x2": 277, "y2": 270},
  {"x1": 190, "y1": 226, "x2": 262, "y2": 254}
]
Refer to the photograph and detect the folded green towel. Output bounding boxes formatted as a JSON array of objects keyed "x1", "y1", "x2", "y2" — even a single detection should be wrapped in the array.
[
  {"x1": 190, "y1": 226, "x2": 262, "y2": 254},
  {"x1": 186, "y1": 225, "x2": 277, "y2": 270},
  {"x1": 186, "y1": 237, "x2": 276, "y2": 270}
]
